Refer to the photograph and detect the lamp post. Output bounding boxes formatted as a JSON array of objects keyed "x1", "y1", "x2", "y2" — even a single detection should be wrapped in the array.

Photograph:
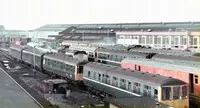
[
  {"x1": 33, "y1": 45, "x2": 36, "y2": 78},
  {"x1": 82, "y1": 30, "x2": 84, "y2": 42},
  {"x1": 107, "y1": 29, "x2": 109, "y2": 45},
  {"x1": 9, "y1": 36, "x2": 11, "y2": 46}
]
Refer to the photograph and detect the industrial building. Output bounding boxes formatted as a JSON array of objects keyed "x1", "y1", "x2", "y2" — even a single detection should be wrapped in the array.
[{"x1": 116, "y1": 22, "x2": 200, "y2": 52}]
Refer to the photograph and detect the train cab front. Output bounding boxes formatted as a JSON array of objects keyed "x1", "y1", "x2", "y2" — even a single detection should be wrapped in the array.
[{"x1": 158, "y1": 85, "x2": 189, "y2": 108}]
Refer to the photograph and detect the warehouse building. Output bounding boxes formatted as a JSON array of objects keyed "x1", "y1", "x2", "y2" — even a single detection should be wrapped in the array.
[{"x1": 116, "y1": 22, "x2": 200, "y2": 52}]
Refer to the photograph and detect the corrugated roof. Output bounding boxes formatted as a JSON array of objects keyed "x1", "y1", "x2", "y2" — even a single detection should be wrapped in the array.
[
  {"x1": 35, "y1": 21, "x2": 200, "y2": 33},
  {"x1": 33, "y1": 24, "x2": 76, "y2": 31}
]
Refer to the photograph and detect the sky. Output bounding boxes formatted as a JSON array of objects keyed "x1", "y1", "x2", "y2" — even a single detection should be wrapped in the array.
[{"x1": 0, "y1": 0, "x2": 200, "y2": 30}]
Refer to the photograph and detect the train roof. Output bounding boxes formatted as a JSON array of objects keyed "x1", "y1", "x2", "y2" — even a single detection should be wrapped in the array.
[
  {"x1": 44, "y1": 53, "x2": 88, "y2": 65},
  {"x1": 101, "y1": 44, "x2": 127, "y2": 51},
  {"x1": 23, "y1": 47, "x2": 47, "y2": 56},
  {"x1": 69, "y1": 45, "x2": 98, "y2": 52},
  {"x1": 10, "y1": 44, "x2": 25, "y2": 51},
  {"x1": 85, "y1": 62, "x2": 186, "y2": 87},
  {"x1": 152, "y1": 54, "x2": 200, "y2": 63},
  {"x1": 97, "y1": 48, "x2": 149, "y2": 58},
  {"x1": 129, "y1": 48, "x2": 194, "y2": 57},
  {"x1": 121, "y1": 58, "x2": 199, "y2": 74}
]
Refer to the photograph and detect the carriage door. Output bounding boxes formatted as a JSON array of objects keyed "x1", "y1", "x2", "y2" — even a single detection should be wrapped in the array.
[
  {"x1": 154, "y1": 89, "x2": 158, "y2": 100},
  {"x1": 95, "y1": 52, "x2": 97, "y2": 58},
  {"x1": 138, "y1": 66, "x2": 141, "y2": 71},
  {"x1": 189, "y1": 73, "x2": 194, "y2": 93}
]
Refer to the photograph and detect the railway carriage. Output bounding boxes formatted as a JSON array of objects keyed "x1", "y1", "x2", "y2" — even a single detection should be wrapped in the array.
[
  {"x1": 96, "y1": 48, "x2": 149, "y2": 66},
  {"x1": 121, "y1": 57, "x2": 200, "y2": 97},
  {"x1": 9, "y1": 44, "x2": 25, "y2": 61},
  {"x1": 43, "y1": 53, "x2": 88, "y2": 81},
  {"x1": 83, "y1": 62, "x2": 189, "y2": 108},
  {"x1": 22, "y1": 47, "x2": 47, "y2": 70}
]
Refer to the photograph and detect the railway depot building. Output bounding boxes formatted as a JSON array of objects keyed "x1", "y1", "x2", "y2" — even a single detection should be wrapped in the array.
[
  {"x1": 116, "y1": 31, "x2": 200, "y2": 50},
  {"x1": 116, "y1": 22, "x2": 200, "y2": 52}
]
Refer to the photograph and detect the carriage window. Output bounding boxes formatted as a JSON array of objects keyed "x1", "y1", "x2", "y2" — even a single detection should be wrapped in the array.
[
  {"x1": 46, "y1": 59, "x2": 49, "y2": 64},
  {"x1": 182, "y1": 86, "x2": 187, "y2": 98},
  {"x1": 103, "y1": 54, "x2": 107, "y2": 59},
  {"x1": 78, "y1": 66, "x2": 83, "y2": 73},
  {"x1": 97, "y1": 53, "x2": 101, "y2": 58},
  {"x1": 143, "y1": 85, "x2": 151, "y2": 97},
  {"x1": 120, "y1": 79, "x2": 126, "y2": 90},
  {"x1": 61, "y1": 63, "x2": 65, "y2": 69},
  {"x1": 128, "y1": 81, "x2": 132, "y2": 91},
  {"x1": 106, "y1": 75, "x2": 110, "y2": 84},
  {"x1": 89, "y1": 52, "x2": 93, "y2": 57},
  {"x1": 98, "y1": 74, "x2": 101, "y2": 81},
  {"x1": 88, "y1": 71, "x2": 91, "y2": 78},
  {"x1": 133, "y1": 82, "x2": 141, "y2": 94},
  {"x1": 195, "y1": 75, "x2": 198, "y2": 84},
  {"x1": 93, "y1": 72, "x2": 96, "y2": 79},
  {"x1": 56, "y1": 61, "x2": 59, "y2": 68},
  {"x1": 173, "y1": 86, "x2": 180, "y2": 99},
  {"x1": 154, "y1": 89, "x2": 158, "y2": 98},
  {"x1": 102, "y1": 74, "x2": 106, "y2": 83},
  {"x1": 112, "y1": 76, "x2": 118, "y2": 87},
  {"x1": 60, "y1": 62, "x2": 63, "y2": 69},
  {"x1": 47, "y1": 59, "x2": 49, "y2": 65},
  {"x1": 162, "y1": 87, "x2": 171, "y2": 100},
  {"x1": 110, "y1": 55, "x2": 113, "y2": 60},
  {"x1": 72, "y1": 66, "x2": 75, "y2": 72}
]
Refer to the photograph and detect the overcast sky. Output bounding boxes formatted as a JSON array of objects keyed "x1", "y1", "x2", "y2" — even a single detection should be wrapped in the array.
[{"x1": 0, "y1": 0, "x2": 200, "y2": 30}]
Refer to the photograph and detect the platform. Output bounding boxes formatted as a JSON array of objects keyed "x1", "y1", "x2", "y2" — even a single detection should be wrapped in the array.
[{"x1": 0, "y1": 68, "x2": 41, "y2": 108}]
